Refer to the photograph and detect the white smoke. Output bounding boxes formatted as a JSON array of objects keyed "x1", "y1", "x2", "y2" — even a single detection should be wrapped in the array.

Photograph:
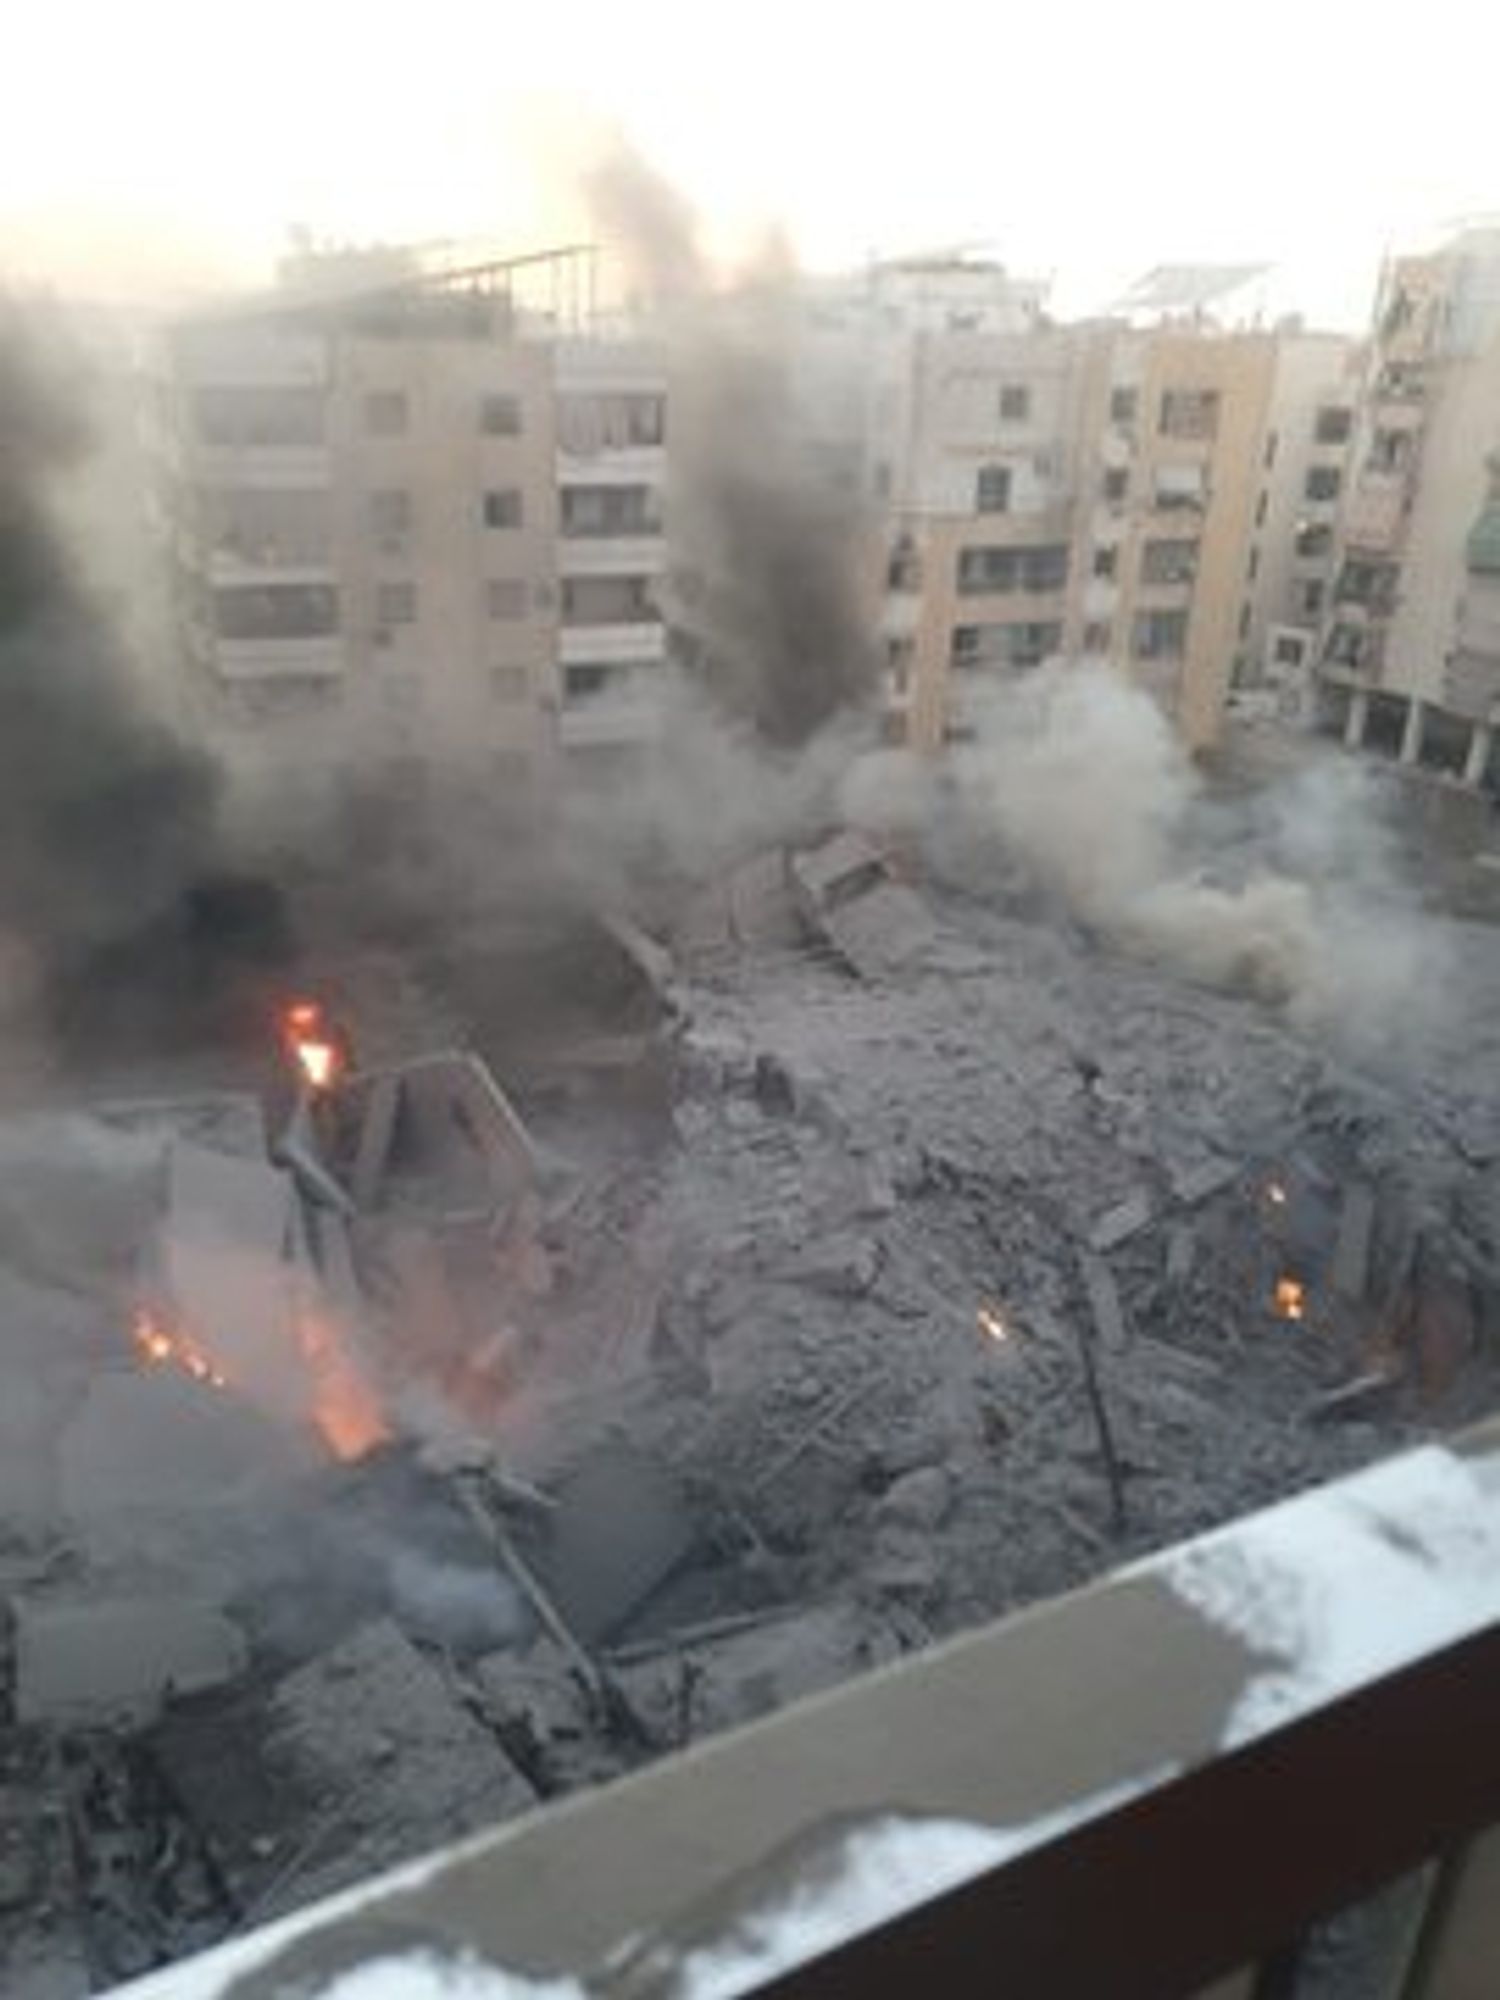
[{"x1": 946, "y1": 664, "x2": 1448, "y2": 1047}]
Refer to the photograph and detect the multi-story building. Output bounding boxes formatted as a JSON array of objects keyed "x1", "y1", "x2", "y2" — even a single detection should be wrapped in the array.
[
  {"x1": 1317, "y1": 228, "x2": 1500, "y2": 786},
  {"x1": 873, "y1": 308, "x2": 1345, "y2": 756},
  {"x1": 149, "y1": 246, "x2": 668, "y2": 808}
]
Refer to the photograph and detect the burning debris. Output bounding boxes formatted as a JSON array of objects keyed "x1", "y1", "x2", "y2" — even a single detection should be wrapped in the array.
[{"x1": 4, "y1": 806, "x2": 1500, "y2": 1995}]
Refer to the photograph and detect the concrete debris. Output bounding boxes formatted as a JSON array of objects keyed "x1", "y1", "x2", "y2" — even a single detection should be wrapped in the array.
[
  {"x1": 1078, "y1": 1250, "x2": 1130, "y2": 1352},
  {"x1": 1330, "y1": 1182, "x2": 1378, "y2": 1301},
  {"x1": 150, "y1": 1620, "x2": 533, "y2": 1918},
  {"x1": 727, "y1": 852, "x2": 802, "y2": 952},
  {"x1": 13, "y1": 1598, "x2": 245, "y2": 1726},
  {"x1": 790, "y1": 831, "x2": 935, "y2": 980},
  {"x1": 1168, "y1": 1155, "x2": 1240, "y2": 1206},
  {"x1": 540, "y1": 1447, "x2": 697, "y2": 1648},
  {"x1": 877, "y1": 1465, "x2": 954, "y2": 1533},
  {"x1": 790, "y1": 1233, "x2": 881, "y2": 1298},
  {"x1": 1088, "y1": 1191, "x2": 1154, "y2": 1254}
]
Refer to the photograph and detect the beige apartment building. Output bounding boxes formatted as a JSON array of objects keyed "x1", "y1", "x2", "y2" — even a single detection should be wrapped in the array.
[
  {"x1": 1317, "y1": 230, "x2": 1500, "y2": 787},
  {"x1": 875, "y1": 311, "x2": 1339, "y2": 756},
  {"x1": 152, "y1": 247, "x2": 668, "y2": 808}
]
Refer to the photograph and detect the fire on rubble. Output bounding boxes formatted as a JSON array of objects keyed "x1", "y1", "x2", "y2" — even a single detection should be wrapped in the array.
[
  {"x1": 132, "y1": 1307, "x2": 227, "y2": 1389},
  {"x1": 1274, "y1": 1276, "x2": 1307, "y2": 1322},
  {"x1": 283, "y1": 998, "x2": 343, "y2": 1095}
]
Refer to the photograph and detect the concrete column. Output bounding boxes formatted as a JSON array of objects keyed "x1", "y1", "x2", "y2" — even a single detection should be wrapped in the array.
[
  {"x1": 1464, "y1": 720, "x2": 1494, "y2": 789},
  {"x1": 1399, "y1": 696, "x2": 1424, "y2": 765},
  {"x1": 1343, "y1": 686, "x2": 1369, "y2": 751}
]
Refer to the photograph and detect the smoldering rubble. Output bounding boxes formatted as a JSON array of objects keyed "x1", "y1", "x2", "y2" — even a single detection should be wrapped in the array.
[{"x1": 5, "y1": 742, "x2": 1500, "y2": 1993}]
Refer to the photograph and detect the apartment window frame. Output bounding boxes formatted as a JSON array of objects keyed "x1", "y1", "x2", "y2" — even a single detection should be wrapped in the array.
[
  {"x1": 1139, "y1": 537, "x2": 1200, "y2": 588},
  {"x1": 482, "y1": 488, "x2": 525, "y2": 530},
  {"x1": 480, "y1": 393, "x2": 523, "y2": 437},
  {"x1": 1314, "y1": 406, "x2": 1353, "y2": 446},
  {"x1": 1102, "y1": 466, "x2": 1129, "y2": 505},
  {"x1": 975, "y1": 464, "x2": 1012, "y2": 515},
  {"x1": 1304, "y1": 465, "x2": 1343, "y2": 504},
  {"x1": 1092, "y1": 545, "x2": 1118, "y2": 581},
  {"x1": 1109, "y1": 386, "x2": 1139, "y2": 426},
  {"x1": 1132, "y1": 607, "x2": 1189, "y2": 660},
  {"x1": 369, "y1": 489, "x2": 412, "y2": 539},
  {"x1": 1158, "y1": 388, "x2": 1221, "y2": 442},
  {"x1": 998, "y1": 383, "x2": 1032, "y2": 424}
]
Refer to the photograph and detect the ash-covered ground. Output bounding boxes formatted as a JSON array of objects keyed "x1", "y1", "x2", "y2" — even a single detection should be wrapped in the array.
[{"x1": 5, "y1": 723, "x2": 1500, "y2": 1995}]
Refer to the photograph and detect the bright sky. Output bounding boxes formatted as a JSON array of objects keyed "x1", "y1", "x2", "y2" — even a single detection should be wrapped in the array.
[{"x1": 5, "y1": 0, "x2": 1499, "y2": 326}]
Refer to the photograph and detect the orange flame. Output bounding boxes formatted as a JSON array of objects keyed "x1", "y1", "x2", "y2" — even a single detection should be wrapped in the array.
[
  {"x1": 132, "y1": 1308, "x2": 228, "y2": 1388},
  {"x1": 1274, "y1": 1277, "x2": 1306, "y2": 1322},
  {"x1": 293, "y1": 1305, "x2": 389, "y2": 1461},
  {"x1": 976, "y1": 1302, "x2": 1010, "y2": 1344},
  {"x1": 283, "y1": 1000, "x2": 342, "y2": 1095}
]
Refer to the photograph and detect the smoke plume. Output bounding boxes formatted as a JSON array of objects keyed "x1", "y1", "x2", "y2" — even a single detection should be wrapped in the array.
[
  {"x1": 582, "y1": 141, "x2": 879, "y2": 747},
  {"x1": 0, "y1": 300, "x2": 218, "y2": 985},
  {"x1": 946, "y1": 664, "x2": 1446, "y2": 1048}
]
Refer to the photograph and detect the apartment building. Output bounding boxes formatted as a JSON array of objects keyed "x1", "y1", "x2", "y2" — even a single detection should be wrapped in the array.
[
  {"x1": 151, "y1": 247, "x2": 667, "y2": 805},
  {"x1": 875, "y1": 311, "x2": 1321, "y2": 755},
  {"x1": 1317, "y1": 230, "x2": 1500, "y2": 786}
]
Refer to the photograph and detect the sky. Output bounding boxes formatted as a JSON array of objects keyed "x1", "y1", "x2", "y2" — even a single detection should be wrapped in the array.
[{"x1": 4, "y1": 0, "x2": 1499, "y2": 327}]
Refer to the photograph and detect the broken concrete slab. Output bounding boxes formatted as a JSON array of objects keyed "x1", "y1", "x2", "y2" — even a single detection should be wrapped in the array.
[
  {"x1": 878, "y1": 1465, "x2": 953, "y2": 1533},
  {"x1": 1078, "y1": 1251, "x2": 1130, "y2": 1351},
  {"x1": 1168, "y1": 1155, "x2": 1240, "y2": 1206},
  {"x1": 790, "y1": 1234, "x2": 880, "y2": 1299},
  {"x1": 1330, "y1": 1182, "x2": 1377, "y2": 1302},
  {"x1": 14, "y1": 1598, "x2": 245, "y2": 1726},
  {"x1": 541, "y1": 1447, "x2": 696, "y2": 1647},
  {"x1": 821, "y1": 883, "x2": 935, "y2": 980},
  {"x1": 790, "y1": 831, "x2": 888, "y2": 909},
  {"x1": 150, "y1": 1619, "x2": 533, "y2": 1919},
  {"x1": 1088, "y1": 1192, "x2": 1154, "y2": 1254},
  {"x1": 727, "y1": 852, "x2": 801, "y2": 951}
]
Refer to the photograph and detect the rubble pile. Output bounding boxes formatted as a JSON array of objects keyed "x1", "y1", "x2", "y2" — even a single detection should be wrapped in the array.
[{"x1": 4, "y1": 833, "x2": 1500, "y2": 1994}]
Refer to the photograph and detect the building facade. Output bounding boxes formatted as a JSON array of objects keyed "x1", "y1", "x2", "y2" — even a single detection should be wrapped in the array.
[
  {"x1": 150, "y1": 249, "x2": 667, "y2": 809},
  {"x1": 1318, "y1": 229, "x2": 1500, "y2": 785}
]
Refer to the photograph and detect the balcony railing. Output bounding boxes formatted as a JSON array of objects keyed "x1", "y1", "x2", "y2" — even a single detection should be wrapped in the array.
[{"x1": 115, "y1": 1419, "x2": 1500, "y2": 2000}]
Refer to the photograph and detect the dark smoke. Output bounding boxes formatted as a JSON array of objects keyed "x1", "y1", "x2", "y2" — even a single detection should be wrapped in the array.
[
  {"x1": 0, "y1": 301, "x2": 218, "y2": 947},
  {"x1": 583, "y1": 142, "x2": 879, "y2": 748},
  {"x1": 0, "y1": 299, "x2": 244, "y2": 1057}
]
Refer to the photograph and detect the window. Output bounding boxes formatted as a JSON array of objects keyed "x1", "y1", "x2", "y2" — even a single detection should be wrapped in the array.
[
  {"x1": 1153, "y1": 464, "x2": 1206, "y2": 511},
  {"x1": 376, "y1": 582, "x2": 416, "y2": 626},
  {"x1": 956, "y1": 543, "x2": 1070, "y2": 595},
  {"x1": 560, "y1": 575, "x2": 657, "y2": 625},
  {"x1": 364, "y1": 391, "x2": 408, "y2": 436},
  {"x1": 1132, "y1": 609, "x2": 1188, "y2": 659},
  {"x1": 483, "y1": 488, "x2": 524, "y2": 529},
  {"x1": 1300, "y1": 580, "x2": 1325, "y2": 617},
  {"x1": 999, "y1": 384, "x2": 1031, "y2": 423},
  {"x1": 1247, "y1": 545, "x2": 1260, "y2": 582},
  {"x1": 369, "y1": 489, "x2": 411, "y2": 538},
  {"x1": 556, "y1": 391, "x2": 665, "y2": 452},
  {"x1": 1109, "y1": 386, "x2": 1138, "y2": 425},
  {"x1": 1102, "y1": 466, "x2": 1129, "y2": 504},
  {"x1": 1255, "y1": 490, "x2": 1269, "y2": 528},
  {"x1": 560, "y1": 485, "x2": 661, "y2": 537},
  {"x1": 213, "y1": 582, "x2": 338, "y2": 640},
  {"x1": 1274, "y1": 633, "x2": 1307, "y2": 666},
  {"x1": 1263, "y1": 430, "x2": 1279, "y2": 469},
  {"x1": 1315, "y1": 406, "x2": 1353, "y2": 445},
  {"x1": 1295, "y1": 522, "x2": 1333, "y2": 560},
  {"x1": 481, "y1": 394, "x2": 522, "y2": 436},
  {"x1": 1092, "y1": 545, "x2": 1118, "y2": 580},
  {"x1": 491, "y1": 665, "x2": 529, "y2": 701},
  {"x1": 1325, "y1": 623, "x2": 1368, "y2": 668},
  {"x1": 565, "y1": 663, "x2": 613, "y2": 699},
  {"x1": 1370, "y1": 429, "x2": 1412, "y2": 474},
  {"x1": 487, "y1": 579, "x2": 528, "y2": 620},
  {"x1": 1140, "y1": 538, "x2": 1199, "y2": 587},
  {"x1": 1238, "y1": 601, "x2": 1252, "y2": 640},
  {"x1": 950, "y1": 620, "x2": 1061, "y2": 669},
  {"x1": 192, "y1": 385, "x2": 324, "y2": 448},
  {"x1": 1083, "y1": 621, "x2": 1112, "y2": 652},
  {"x1": 1159, "y1": 389, "x2": 1221, "y2": 440},
  {"x1": 975, "y1": 465, "x2": 1012, "y2": 514},
  {"x1": 887, "y1": 536, "x2": 922, "y2": 591},
  {"x1": 1305, "y1": 466, "x2": 1342, "y2": 503},
  {"x1": 886, "y1": 636, "x2": 914, "y2": 691}
]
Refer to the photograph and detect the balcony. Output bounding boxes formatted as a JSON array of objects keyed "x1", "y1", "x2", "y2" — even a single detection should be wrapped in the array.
[
  {"x1": 129, "y1": 1420, "x2": 1500, "y2": 2000},
  {"x1": 557, "y1": 534, "x2": 668, "y2": 580},
  {"x1": 558, "y1": 688, "x2": 662, "y2": 749},
  {"x1": 558, "y1": 621, "x2": 667, "y2": 666},
  {"x1": 1343, "y1": 474, "x2": 1407, "y2": 551},
  {"x1": 186, "y1": 442, "x2": 330, "y2": 489},
  {"x1": 214, "y1": 635, "x2": 345, "y2": 682}
]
